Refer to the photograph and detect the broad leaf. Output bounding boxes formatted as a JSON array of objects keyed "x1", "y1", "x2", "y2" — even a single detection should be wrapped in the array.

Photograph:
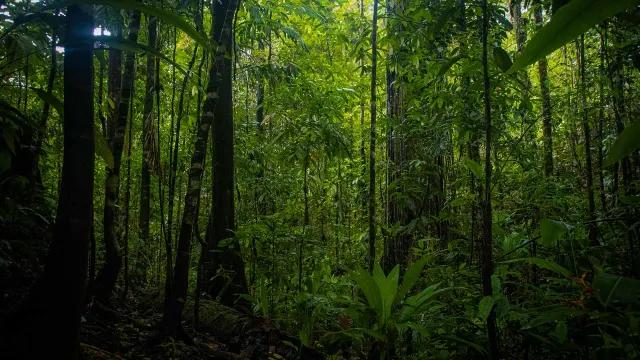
[
  {"x1": 95, "y1": 129, "x2": 114, "y2": 169},
  {"x1": 593, "y1": 271, "x2": 640, "y2": 306},
  {"x1": 478, "y1": 296, "x2": 495, "y2": 322},
  {"x1": 72, "y1": 0, "x2": 211, "y2": 51},
  {"x1": 502, "y1": 257, "x2": 572, "y2": 278},
  {"x1": 508, "y1": 0, "x2": 639, "y2": 73},
  {"x1": 462, "y1": 157, "x2": 483, "y2": 179},
  {"x1": 493, "y1": 47, "x2": 512, "y2": 72},
  {"x1": 540, "y1": 218, "x2": 569, "y2": 246},
  {"x1": 31, "y1": 88, "x2": 63, "y2": 117},
  {"x1": 351, "y1": 268, "x2": 382, "y2": 317},
  {"x1": 94, "y1": 36, "x2": 188, "y2": 75},
  {"x1": 603, "y1": 120, "x2": 640, "y2": 167},
  {"x1": 372, "y1": 264, "x2": 399, "y2": 325},
  {"x1": 396, "y1": 256, "x2": 428, "y2": 305}
]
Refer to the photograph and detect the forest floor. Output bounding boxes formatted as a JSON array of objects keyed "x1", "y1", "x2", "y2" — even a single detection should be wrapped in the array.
[
  {"x1": 79, "y1": 290, "x2": 323, "y2": 359},
  {"x1": 80, "y1": 293, "x2": 240, "y2": 359},
  {"x1": 1, "y1": 218, "x2": 318, "y2": 360}
]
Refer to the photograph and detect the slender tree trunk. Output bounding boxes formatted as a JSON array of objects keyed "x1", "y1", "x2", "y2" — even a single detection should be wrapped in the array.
[
  {"x1": 33, "y1": 34, "x2": 57, "y2": 183},
  {"x1": 368, "y1": 0, "x2": 379, "y2": 273},
  {"x1": 297, "y1": 156, "x2": 310, "y2": 293},
  {"x1": 139, "y1": 15, "x2": 157, "y2": 261},
  {"x1": 14, "y1": 6, "x2": 94, "y2": 358},
  {"x1": 164, "y1": 0, "x2": 240, "y2": 334},
  {"x1": 607, "y1": 38, "x2": 632, "y2": 194},
  {"x1": 122, "y1": 93, "x2": 134, "y2": 299},
  {"x1": 534, "y1": 1, "x2": 554, "y2": 177},
  {"x1": 576, "y1": 37, "x2": 598, "y2": 246},
  {"x1": 481, "y1": 0, "x2": 498, "y2": 357},
  {"x1": 597, "y1": 28, "x2": 608, "y2": 213},
  {"x1": 95, "y1": 9, "x2": 141, "y2": 303}
]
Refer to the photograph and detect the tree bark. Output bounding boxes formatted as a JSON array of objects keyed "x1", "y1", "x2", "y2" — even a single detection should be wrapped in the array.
[
  {"x1": 201, "y1": 0, "x2": 248, "y2": 307},
  {"x1": 368, "y1": 0, "x2": 379, "y2": 272},
  {"x1": 576, "y1": 37, "x2": 598, "y2": 247},
  {"x1": 481, "y1": 0, "x2": 498, "y2": 357},
  {"x1": 95, "y1": 9, "x2": 141, "y2": 303},
  {"x1": 139, "y1": 15, "x2": 157, "y2": 261},
  {"x1": 164, "y1": 0, "x2": 241, "y2": 334},
  {"x1": 10, "y1": 6, "x2": 94, "y2": 358},
  {"x1": 534, "y1": 1, "x2": 554, "y2": 177}
]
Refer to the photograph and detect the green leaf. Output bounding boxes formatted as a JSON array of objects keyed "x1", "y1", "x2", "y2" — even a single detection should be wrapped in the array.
[
  {"x1": 508, "y1": 0, "x2": 639, "y2": 73},
  {"x1": 493, "y1": 47, "x2": 512, "y2": 72},
  {"x1": 72, "y1": 0, "x2": 211, "y2": 51},
  {"x1": 478, "y1": 296, "x2": 495, "y2": 322},
  {"x1": 94, "y1": 36, "x2": 187, "y2": 75},
  {"x1": 540, "y1": 219, "x2": 569, "y2": 246},
  {"x1": 437, "y1": 54, "x2": 464, "y2": 77},
  {"x1": 399, "y1": 283, "x2": 445, "y2": 322},
  {"x1": 603, "y1": 120, "x2": 640, "y2": 167},
  {"x1": 372, "y1": 264, "x2": 399, "y2": 325},
  {"x1": 552, "y1": 321, "x2": 568, "y2": 343},
  {"x1": 502, "y1": 257, "x2": 573, "y2": 278},
  {"x1": 593, "y1": 272, "x2": 640, "y2": 306},
  {"x1": 351, "y1": 268, "x2": 382, "y2": 316},
  {"x1": 95, "y1": 129, "x2": 114, "y2": 169},
  {"x1": 462, "y1": 157, "x2": 483, "y2": 179},
  {"x1": 31, "y1": 88, "x2": 63, "y2": 117},
  {"x1": 396, "y1": 256, "x2": 428, "y2": 305}
]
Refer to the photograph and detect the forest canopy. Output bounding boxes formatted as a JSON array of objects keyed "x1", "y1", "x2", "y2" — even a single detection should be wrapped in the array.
[{"x1": 0, "y1": 0, "x2": 639, "y2": 359}]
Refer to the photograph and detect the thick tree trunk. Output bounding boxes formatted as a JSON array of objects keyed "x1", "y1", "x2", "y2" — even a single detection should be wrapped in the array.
[
  {"x1": 7, "y1": 6, "x2": 94, "y2": 358},
  {"x1": 164, "y1": 0, "x2": 241, "y2": 334},
  {"x1": 201, "y1": 0, "x2": 248, "y2": 306},
  {"x1": 95, "y1": 10, "x2": 141, "y2": 303}
]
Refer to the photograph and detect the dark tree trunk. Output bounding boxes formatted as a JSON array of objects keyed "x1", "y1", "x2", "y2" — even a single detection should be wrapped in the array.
[
  {"x1": 534, "y1": 1, "x2": 554, "y2": 177},
  {"x1": 368, "y1": 0, "x2": 379, "y2": 272},
  {"x1": 481, "y1": 0, "x2": 498, "y2": 357},
  {"x1": 7, "y1": 6, "x2": 94, "y2": 358},
  {"x1": 139, "y1": 15, "x2": 157, "y2": 259},
  {"x1": 164, "y1": 0, "x2": 241, "y2": 334},
  {"x1": 201, "y1": 0, "x2": 248, "y2": 307},
  {"x1": 597, "y1": 28, "x2": 608, "y2": 213},
  {"x1": 94, "y1": 9, "x2": 141, "y2": 303},
  {"x1": 577, "y1": 37, "x2": 598, "y2": 246}
]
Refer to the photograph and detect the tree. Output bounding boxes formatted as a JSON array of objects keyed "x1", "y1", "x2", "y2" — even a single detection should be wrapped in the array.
[
  {"x1": 164, "y1": 0, "x2": 241, "y2": 334},
  {"x1": 201, "y1": 0, "x2": 248, "y2": 307},
  {"x1": 139, "y1": 14, "x2": 157, "y2": 260},
  {"x1": 94, "y1": 9, "x2": 141, "y2": 303},
  {"x1": 481, "y1": 0, "x2": 498, "y2": 357},
  {"x1": 368, "y1": 0, "x2": 379, "y2": 273},
  {"x1": 533, "y1": 0, "x2": 554, "y2": 177},
  {"x1": 9, "y1": 5, "x2": 94, "y2": 358}
]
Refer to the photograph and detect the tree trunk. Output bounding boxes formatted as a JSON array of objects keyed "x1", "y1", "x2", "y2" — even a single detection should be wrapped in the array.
[
  {"x1": 201, "y1": 0, "x2": 248, "y2": 307},
  {"x1": 139, "y1": 15, "x2": 157, "y2": 261},
  {"x1": 94, "y1": 9, "x2": 141, "y2": 304},
  {"x1": 576, "y1": 37, "x2": 598, "y2": 246},
  {"x1": 481, "y1": 0, "x2": 498, "y2": 357},
  {"x1": 164, "y1": 0, "x2": 241, "y2": 334},
  {"x1": 368, "y1": 0, "x2": 379, "y2": 272},
  {"x1": 10, "y1": 6, "x2": 94, "y2": 358},
  {"x1": 534, "y1": 1, "x2": 554, "y2": 177}
]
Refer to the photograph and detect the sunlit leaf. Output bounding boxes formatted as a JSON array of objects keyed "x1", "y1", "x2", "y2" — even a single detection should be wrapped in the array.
[
  {"x1": 509, "y1": 0, "x2": 639, "y2": 73},
  {"x1": 603, "y1": 120, "x2": 640, "y2": 167}
]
